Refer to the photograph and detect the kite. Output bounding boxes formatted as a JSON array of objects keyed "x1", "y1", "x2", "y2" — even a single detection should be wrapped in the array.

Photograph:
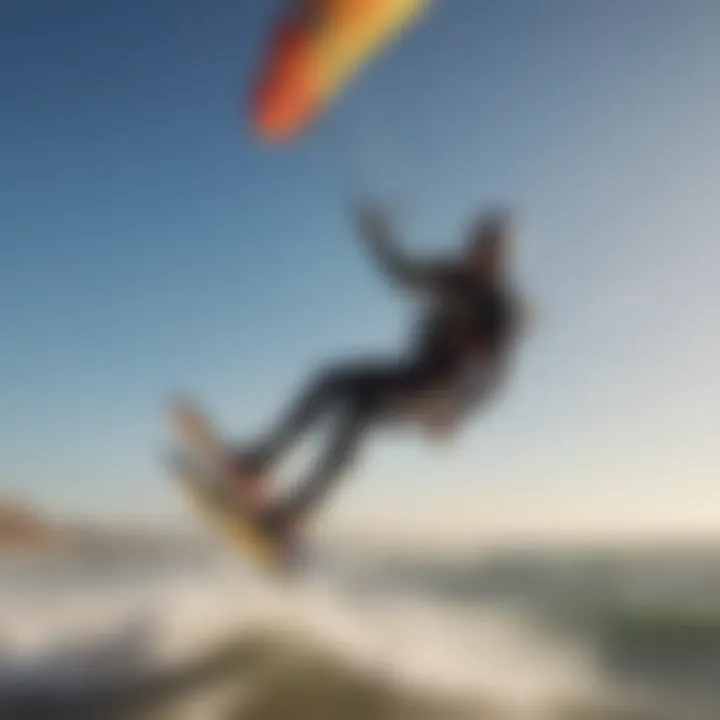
[{"x1": 249, "y1": 0, "x2": 430, "y2": 143}]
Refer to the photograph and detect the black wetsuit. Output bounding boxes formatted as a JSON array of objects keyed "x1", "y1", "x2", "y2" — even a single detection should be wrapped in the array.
[{"x1": 248, "y1": 269, "x2": 518, "y2": 527}]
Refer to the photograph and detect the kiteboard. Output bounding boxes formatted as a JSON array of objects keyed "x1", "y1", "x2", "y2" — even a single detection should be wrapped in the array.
[{"x1": 165, "y1": 400, "x2": 298, "y2": 574}]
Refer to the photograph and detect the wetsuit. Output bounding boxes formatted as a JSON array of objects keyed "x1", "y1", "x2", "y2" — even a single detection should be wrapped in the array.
[{"x1": 246, "y1": 221, "x2": 519, "y2": 528}]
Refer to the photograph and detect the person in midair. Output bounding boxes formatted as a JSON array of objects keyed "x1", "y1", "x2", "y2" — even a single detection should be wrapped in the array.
[{"x1": 175, "y1": 202, "x2": 526, "y2": 546}]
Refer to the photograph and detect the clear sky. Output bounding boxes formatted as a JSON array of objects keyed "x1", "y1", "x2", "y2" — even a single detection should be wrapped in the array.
[{"x1": 2, "y1": 0, "x2": 719, "y2": 540}]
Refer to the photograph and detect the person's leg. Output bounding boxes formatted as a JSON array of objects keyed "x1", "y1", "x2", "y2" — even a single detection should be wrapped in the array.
[
  {"x1": 258, "y1": 359, "x2": 434, "y2": 535},
  {"x1": 239, "y1": 358, "x2": 399, "y2": 474},
  {"x1": 269, "y1": 403, "x2": 373, "y2": 529},
  {"x1": 241, "y1": 369, "x2": 341, "y2": 470}
]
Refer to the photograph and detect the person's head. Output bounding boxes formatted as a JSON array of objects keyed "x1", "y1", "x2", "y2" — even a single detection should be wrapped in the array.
[{"x1": 462, "y1": 208, "x2": 512, "y2": 280}]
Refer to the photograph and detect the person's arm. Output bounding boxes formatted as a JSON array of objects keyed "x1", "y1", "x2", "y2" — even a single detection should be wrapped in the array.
[
  {"x1": 354, "y1": 203, "x2": 453, "y2": 292},
  {"x1": 423, "y1": 351, "x2": 510, "y2": 439},
  {"x1": 458, "y1": 352, "x2": 508, "y2": 414},
  {"x1": 444, "y1": 291, "x2": 522, "y2": 424}
]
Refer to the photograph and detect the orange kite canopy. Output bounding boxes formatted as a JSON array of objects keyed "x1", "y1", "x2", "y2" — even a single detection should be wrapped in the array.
[{"x1": 249, "y1": 0, "x2": 430, "y2": 143}]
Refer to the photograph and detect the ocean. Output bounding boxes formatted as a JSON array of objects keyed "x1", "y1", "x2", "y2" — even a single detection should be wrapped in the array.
[{"x1": 1, "y1": 535, "x2": 720, "y2": 719}]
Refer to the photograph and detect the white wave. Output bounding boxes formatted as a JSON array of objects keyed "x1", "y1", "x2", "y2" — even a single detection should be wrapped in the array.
[{"x1": 0, "y1": 556, "x2": 610, "y2": 714}]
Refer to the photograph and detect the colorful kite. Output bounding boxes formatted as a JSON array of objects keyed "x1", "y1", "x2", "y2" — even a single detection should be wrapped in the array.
[{"x1": 250, "y1": 0, "x2": 430, "y2": 143}]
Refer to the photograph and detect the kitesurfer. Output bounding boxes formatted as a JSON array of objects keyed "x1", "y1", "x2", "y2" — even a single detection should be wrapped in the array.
[{"x1": 195, "y1": 204, "x2": 526, "y2": 544}]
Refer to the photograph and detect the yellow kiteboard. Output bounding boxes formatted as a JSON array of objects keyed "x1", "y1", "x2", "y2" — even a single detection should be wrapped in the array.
[{"x1": 165, "y1": 400, "x2": 297, "y2": 574}]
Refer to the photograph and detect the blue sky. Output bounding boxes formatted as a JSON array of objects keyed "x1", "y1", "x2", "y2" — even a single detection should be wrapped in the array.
[{"x1": 1, "y1": 1, "x2": 719, "y2": 539}]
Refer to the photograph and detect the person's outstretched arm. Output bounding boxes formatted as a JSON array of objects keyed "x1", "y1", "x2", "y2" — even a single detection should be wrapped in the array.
[{"x1": 354, "y1": 203, "x2": 454, "y2": 293}]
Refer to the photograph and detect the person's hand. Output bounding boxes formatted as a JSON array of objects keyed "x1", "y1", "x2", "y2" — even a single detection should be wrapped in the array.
[
  {"x1": 418, "y1": 397, "x2": 460, "y2": 442},
  {"x1": 423, "y1": 413, "x2": 458, "y2": 442}
]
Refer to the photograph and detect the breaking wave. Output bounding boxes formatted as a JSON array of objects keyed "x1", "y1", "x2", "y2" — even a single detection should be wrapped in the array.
[{"x1": 1, "y1": 543, "x2": 713, "y2": 719}]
